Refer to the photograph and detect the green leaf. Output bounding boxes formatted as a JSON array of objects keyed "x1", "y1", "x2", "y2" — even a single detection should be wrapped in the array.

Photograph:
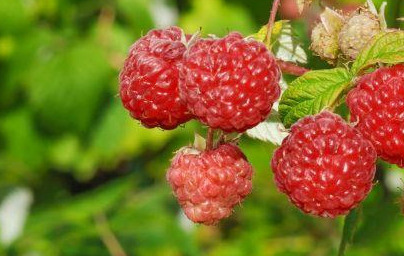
[
  {"x1": 351, "y1": 31, "x2": 404, "y2": 74},
  {"x1": 253, "y1": 21, "x2": 307, "y2": 64},
  {"x1": 0, "y1": 109, "x2": 47, "y2": 171},
  {"x1": 338, "y1": 207, "x2": 361, "y2": 256},
  {"x1": 27, "y1": 39, "x2": 112, "y2": 135},
  {"x1": 279, "y1": 68, "x2": 352, "y2": 128}
]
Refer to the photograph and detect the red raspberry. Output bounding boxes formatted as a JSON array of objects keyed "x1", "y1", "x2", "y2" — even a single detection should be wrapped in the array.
[
  {"x1": 180, "y1": 32, "x2": 281, "y2": 133},
  {"x1": 119, "y1": 26, "x2": 193, "y2": 130},
  {"x1": 347, "y1": 64, "x2": 404, "y2": 167},
  {"x1": 166, "y1": 143, "x2": 253, "y2": 225},
  {"x1": 271, "y1": 111, "x2": 377, "y2": 217}
]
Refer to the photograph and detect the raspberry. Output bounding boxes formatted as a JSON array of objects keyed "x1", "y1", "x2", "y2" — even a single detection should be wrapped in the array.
[
  {"x1": 119, "y1": 26, "x2": 193, "y2": 130},
  {"x1": 310, "y1": 8, "x2": 344, "y2": 64},
  {"x1": 180, "y1": 32, "x2": 281, "y2": 133},
  {"x1": 271, "y1": 111, "x2": 377, "y2": 217},
  {"x1": 338, "y1": 8, "x2": 381, "y2": 59},
  {"x1": 346, "y1": 64, "x2": 404, "y2": 167},
  {"x1": 167, "y1": 143, "x2": 253, "y2": 225}
]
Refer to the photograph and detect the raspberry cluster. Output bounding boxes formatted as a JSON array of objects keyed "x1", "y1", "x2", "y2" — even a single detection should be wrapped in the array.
[
  {"x1": 119, "y1": 26, "x2": 279, "y2": 224},
  {"x1": 120, "y1": 27, "x2": 280, "y2": 133},
  {"x1": 119, "y1": 23, "x2": 402, "y2": 224}
]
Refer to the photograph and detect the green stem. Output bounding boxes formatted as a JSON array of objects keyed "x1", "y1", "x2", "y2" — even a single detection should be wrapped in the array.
[{"x1": 338, "y1": 207, "x2": 361, "y2": 256}]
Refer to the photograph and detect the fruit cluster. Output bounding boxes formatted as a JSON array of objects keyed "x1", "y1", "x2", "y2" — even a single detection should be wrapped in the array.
[
  {"x1": 119, "y1": 21, "x2": 403, "y2": 224},
  {"x1": 311, "y1": 5, "x2": 382, "y2": 63},
  {"x1": 120, "y1": 26, "x2": 280, "y2": 224}
]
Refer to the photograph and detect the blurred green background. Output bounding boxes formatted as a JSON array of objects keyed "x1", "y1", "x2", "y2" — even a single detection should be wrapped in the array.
[{"x1": 0, "y1": 0, "x2": 403, "y2": 255}]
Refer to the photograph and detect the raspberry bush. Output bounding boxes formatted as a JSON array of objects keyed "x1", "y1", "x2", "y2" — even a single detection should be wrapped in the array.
[{"x1": 119, "y1": 0, "x2": 404, "y2": 254}]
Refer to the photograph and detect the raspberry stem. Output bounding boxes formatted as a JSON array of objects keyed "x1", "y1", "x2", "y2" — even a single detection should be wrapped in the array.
[
  {"x1": 206, "y1": 128, "x2": 215, "y2": 150},
  {"x1": 265, "y1": 0, "x2": 281, "y2": 44},
  {"x1": 338, "y1": 207, "x2": 361, "y2": 256},
  {"x1": 276, "y1": 59, "x2": 310, "y2": 76}
]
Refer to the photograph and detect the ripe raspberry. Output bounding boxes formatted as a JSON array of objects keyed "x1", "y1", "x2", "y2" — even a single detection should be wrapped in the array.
[
  {"x1": 271, "y1": 111, "x2": 377, "y2": 217},
  {"x1": 180, "y1": 32, "x2": 281, "y2": 133},
  {"x1": 167, "y1": 143, "x2": 253, "y2": 225},
  {"x1": 346, "y1": 64, "x2": 404, "y2": 168},
  {"x1": 338, "y1": 8, "x2": 381, "y2": 59},
  {"x1": 119, "y1": 26, "x2": 193, "y2": 130}
]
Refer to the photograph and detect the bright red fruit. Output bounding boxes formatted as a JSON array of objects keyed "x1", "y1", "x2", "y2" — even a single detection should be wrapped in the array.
[
  {"x1": 166, "y1": 143, "x2": 253, "y2": 225},
  {"x1": 347, "y1": 64, "x2": 404, "y2": 167},
  {"x1": 271, "y1": 111, "x2": 377, "y2": 217},
  {"x1": 119, "y1": 26, "x2": 193, "y2": 129},
  {"x1": 180, "y1": 32, "x2": 281, "y2": 133}
]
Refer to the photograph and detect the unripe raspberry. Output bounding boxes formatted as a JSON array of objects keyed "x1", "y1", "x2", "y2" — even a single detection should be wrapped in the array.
[
  {"x1": 119, "y1": 26, "x2": 193, "y2": 130},
  {"x1": 310, "y1": 8, "x2": 344, "y2": 64},
  {"x1": 180, "y1": 32, "x2": 281, "y2": 133},
  {"x1": 339, "y1": 8, "x2": 381, "y2": 59},
  {"x1": 167, "y1": 143, "x2": 253, "y2": 225},
  {"x1": 271, "y1": 111, "x2": 377, "y2": 218},
  {"x1": 347, "y1": 64, "x2": 404, "y2": 168}
]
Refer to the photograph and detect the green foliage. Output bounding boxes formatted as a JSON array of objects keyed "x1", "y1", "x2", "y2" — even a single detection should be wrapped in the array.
[
  {"x1": 179, "y1": 0, "x2": 255, "y2": 36},
  {"x1": 27, "y1": 39, "x2": 111, "y2": 135},
  {"x1": 352, "y1": 31, "x2": 404, "y2": 74},
  {"x1": 279, "y1": 68, "x2": 352, "y2": 128}
]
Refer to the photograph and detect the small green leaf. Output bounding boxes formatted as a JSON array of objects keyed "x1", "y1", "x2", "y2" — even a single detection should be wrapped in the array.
[
  {"x1": 253, "y1": 21, "x2": 307, "y2": 63},
  {"x1": 352, "y1": 31, "x2": 404, "y2": 74},
  {"x1": 279, "y1": 68, "x2": 352, "y2": 128}
]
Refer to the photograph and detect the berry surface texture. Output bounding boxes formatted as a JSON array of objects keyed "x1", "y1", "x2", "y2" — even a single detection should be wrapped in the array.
[
  {"x1": 119, "y1": 26, "x2": 192, "y2": 129},
  {"x1": 271, "y1": 111, "x2": 377, "y2": 217},
  {"x1": 347, "y1": 64, "x2": 404, "y2": 167},
  {"x1": 180, "y1": 32, "x2": 281, "y2": 133},
  {"x1": 166, "y1": 143, "x2": 253, "y2": 225}
]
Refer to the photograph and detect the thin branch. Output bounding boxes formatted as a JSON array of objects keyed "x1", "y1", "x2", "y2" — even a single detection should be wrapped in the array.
[
  {"x1": 206, "y1": 128, "x2": 215, "y2": 150},
  {"x1": 94, "y1": 213, "x2": 127, "y2": 256},
  {"x1": 277, "y1": 59, "x2": 310, "y2": 76},
  {"x1": 265, "y1": 0, "x2": 281, "y2": 43}
]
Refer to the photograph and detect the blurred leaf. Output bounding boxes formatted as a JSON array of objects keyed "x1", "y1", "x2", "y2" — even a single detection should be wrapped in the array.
[
  {"x1": 0, "y1": 29, "x2": 56, "y2": 110},
  {"x1": 351, "y1": 31, "x2": 404, "y2": 74},
  {"x1": 86, "y1": 100, "x2": 177, "y2": 173},
  {"x1": 0, "y1": 109, "x2": 47, "y2": 171},
  {"x1": 0, "y1": 0, "x2": 30, "y2": 34},
  {"x1": 26, "y1": 177, "x2": 132, "y2": 234},
  {"x1": 48, "y1": 135, "x2": 82, "y2": 170},
  {"x1": 117, "y1": 0, "x2": 154, "y2": 36},
  {"x1": 180, "y1": 0, "x2": 255, "y2": 36},
  {"x1": 279, "y1": 68, "x2": 352, "y2": 128},
  {"x1": 28, "y1": 39, "x2": 112, "y2": 135}
]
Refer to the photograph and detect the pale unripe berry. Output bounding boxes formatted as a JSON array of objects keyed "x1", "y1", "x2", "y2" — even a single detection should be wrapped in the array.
[
  {"x1": 311, "y1": 22, "x2": 339, "y2": 63},
  {"x1": 339, "y1": 9, "x2": 381, "y2": 59},
  {"x1": 310, "y1": 8, "x2": 344, "y2": 64}
]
